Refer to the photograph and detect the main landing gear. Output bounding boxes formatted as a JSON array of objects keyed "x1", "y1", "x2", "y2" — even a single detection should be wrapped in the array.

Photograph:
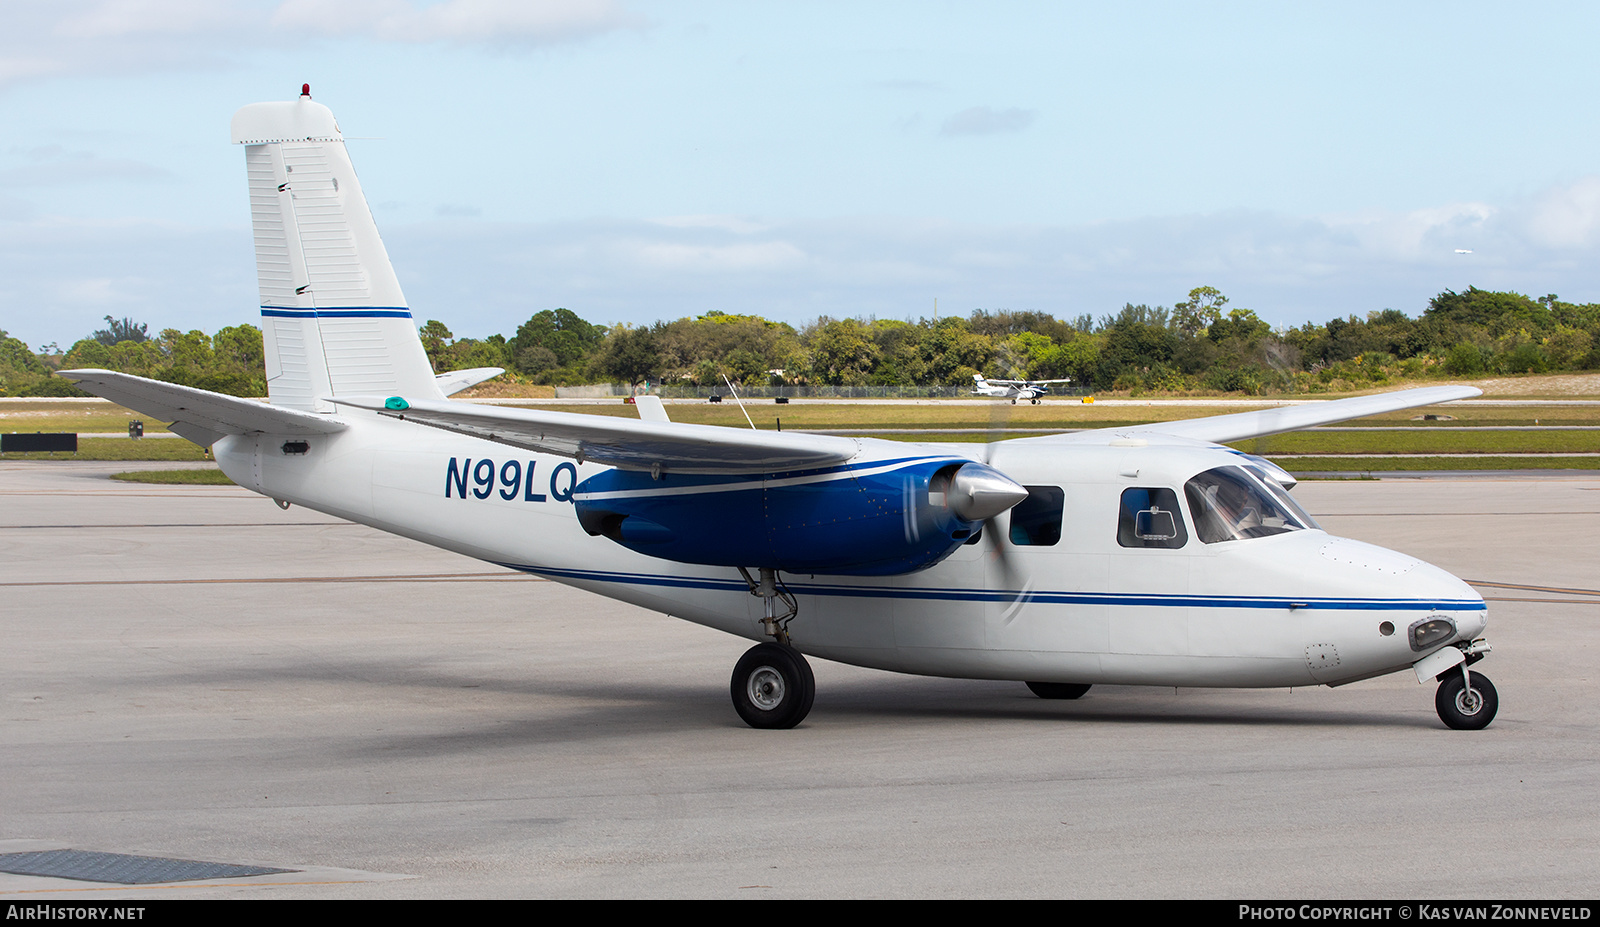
[
  {"x1": 732, "y1": 567, "x2": 815, "y2": 729},
  {"x1": 731, "y1": 642, "x2": 815, "y2": 729}
]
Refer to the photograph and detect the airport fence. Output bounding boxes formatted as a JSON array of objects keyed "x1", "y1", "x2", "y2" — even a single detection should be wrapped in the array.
[{"x1": 554, "y1": 384, "x2": 1089, "y2": 400}]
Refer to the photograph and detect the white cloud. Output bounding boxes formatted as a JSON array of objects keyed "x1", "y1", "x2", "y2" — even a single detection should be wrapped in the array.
[
  {"x1": 0, "y1": 0, "x2": 264, "y2": 90},
  {"x1": 0, "y1": 0, "x2": 641, "y2": 91},
  {"x1": 1520, "y1": 175, "x2": 1600, "y2": 249},
  {"x1": 15, "y1": 176, "x2": 1600, "y2": 347},
  {"x1": 56, "y1": 0, "x2": 258, "y2": 39},
  {"x1": 271, "y1": 0, "x2": 643, "y2": 47},
  {"x1": 648, "y1": 214, "x2": 769, "y2": 235},
  {"x1": 0, "y1": 216, "x2": 252, "y2": 346},
  {"x1": 940, "y1": 106, "x2": 1036, "y2": 137},
  {"x1": 0, "y1": 155, "x2": 169, "y2": 187},
  {"x1": 633, "y1": 240, "x2": 806, "y2": 273}
]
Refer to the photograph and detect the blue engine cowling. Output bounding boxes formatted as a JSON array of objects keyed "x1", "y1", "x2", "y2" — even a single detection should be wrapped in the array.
[{"x1": 572, "y1": 457, "x2": 1007, "y2": 576}]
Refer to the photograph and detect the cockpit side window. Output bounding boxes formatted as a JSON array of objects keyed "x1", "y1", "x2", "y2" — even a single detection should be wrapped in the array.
[
  {"x1": 1185, "y1": 466, "x2": 1310, "y2": 543},
  {"x1": 1008, "y1": 486, "x2": 1065, "y2": 546},
  {"x1": 1117, "y1": 487, "x2": 1188, "y2": 549}
]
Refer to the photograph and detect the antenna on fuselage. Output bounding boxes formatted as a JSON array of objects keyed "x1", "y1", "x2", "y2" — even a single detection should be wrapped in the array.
[{"x1": 722, "y1": 374, "x2": 756, "y2": 429}]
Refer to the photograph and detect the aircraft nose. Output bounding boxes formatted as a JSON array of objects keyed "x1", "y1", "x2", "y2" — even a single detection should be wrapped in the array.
[{"x1": 1409, "y1": 559, "x2": 1487, "y2": 639}]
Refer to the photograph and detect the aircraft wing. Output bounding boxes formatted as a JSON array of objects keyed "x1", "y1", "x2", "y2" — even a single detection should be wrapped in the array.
[
  {"x1": 1025, "y1": 385, "x2": 1482, "y2": 446},
  {"x1": 58, "y1": 369, "x2": 348, "y2": 447},
  {"x1": 332, "y1": 396, "x2": 862, "y2": 474}
]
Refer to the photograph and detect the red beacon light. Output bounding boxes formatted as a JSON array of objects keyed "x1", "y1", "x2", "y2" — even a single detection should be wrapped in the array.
[{"x1": 301, "y1": 84, "x2": 311, "y2": 98}]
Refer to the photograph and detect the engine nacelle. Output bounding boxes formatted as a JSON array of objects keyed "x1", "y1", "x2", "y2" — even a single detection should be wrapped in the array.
[{"x1": 572, "y1": 458, "x2": 1025, "y2": 576}]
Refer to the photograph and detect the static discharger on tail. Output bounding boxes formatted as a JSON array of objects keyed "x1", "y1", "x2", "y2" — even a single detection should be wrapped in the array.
[{"x1": 61, "y1": 88, "x2": 1498, "y2": 731}]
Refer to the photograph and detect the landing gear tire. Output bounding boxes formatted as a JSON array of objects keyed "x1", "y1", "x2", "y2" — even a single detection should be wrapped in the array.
[
  {"x1": 1436, "y1": 671, "x2": 1498, "y2": 730},
  {"x1": 731, "y1": 643, "x2": 815, "y2": 729},
  {"x1": 1026, "y1": 681, "x2": 1092, "y2": 700}
]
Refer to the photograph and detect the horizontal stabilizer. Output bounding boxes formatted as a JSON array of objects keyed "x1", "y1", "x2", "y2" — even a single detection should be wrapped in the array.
[
  {"x1": 1029, "y1": 385, "x2": 1482, "y2": 446},
  {"x1": 434, "y1": 367, "x2": 505, "y2": 397},
  {"x1": 59, "y1": 369, "x2": 347, "y2": 447},
  {"x1": 332, "y1": 395, "x2": 859, "y2": 474}
]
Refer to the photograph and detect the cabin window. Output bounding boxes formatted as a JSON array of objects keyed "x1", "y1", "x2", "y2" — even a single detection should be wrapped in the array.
[
  {"x1": 1117, "y1": 487, "x2": 1188, "y2": 549},
  {"x1": 1008, "y1": 486, "x2": 1065, "y2": 546},
  {"x1": 1185, "y1": 466, "x2": 1312, "y2": 544}
]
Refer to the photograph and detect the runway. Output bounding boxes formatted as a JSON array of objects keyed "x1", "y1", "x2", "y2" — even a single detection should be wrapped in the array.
[{"x1": 1, "y1": 462, "x2": 1596, "y2": 898}]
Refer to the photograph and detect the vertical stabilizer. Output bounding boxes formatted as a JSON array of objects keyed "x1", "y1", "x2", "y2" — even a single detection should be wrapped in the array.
[{"x1": 232, "y1": 88, "x2": 444, "y2": 411}]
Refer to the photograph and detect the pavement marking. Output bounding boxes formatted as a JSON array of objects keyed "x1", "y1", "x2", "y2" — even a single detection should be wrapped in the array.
[
  {"x1": 0, "y1": 572, "x2": 546, "y2": 588},
  {"x1": 0, "y1": 523, "x2": 351, "y2": 529},
  {"x1": 1467, "y1": 579, "x2": 1600, "y2": 597}
]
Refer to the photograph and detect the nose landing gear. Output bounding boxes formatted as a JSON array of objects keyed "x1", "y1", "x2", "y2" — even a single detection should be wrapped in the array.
[{"x1": 1436, "y1": 666, "x2": 1498, "y2": 730}]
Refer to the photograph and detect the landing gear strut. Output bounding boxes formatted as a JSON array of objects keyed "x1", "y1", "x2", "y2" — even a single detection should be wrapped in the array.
[{"x1": 732, "y1": 567, "x2": 814, "y2": 729}]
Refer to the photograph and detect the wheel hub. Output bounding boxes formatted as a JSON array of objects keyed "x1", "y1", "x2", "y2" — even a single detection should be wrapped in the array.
[
  {"x1": 1456, "y1": 687, "x2": 1483, "y2": 715},
  {"x1": 747, "y1": 666, "x2": 785, "y2": 710}
]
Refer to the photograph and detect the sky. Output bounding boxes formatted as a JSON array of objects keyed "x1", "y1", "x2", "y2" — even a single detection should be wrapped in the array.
[{"x1": 5, "y1": 0, "x2": 1600, "y2": 348}]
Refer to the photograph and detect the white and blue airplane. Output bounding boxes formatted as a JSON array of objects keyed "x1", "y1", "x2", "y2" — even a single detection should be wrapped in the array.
[
  {"x1": 972, "y1": 374, "x2": 1073, "y2": 404},
  {"x1": 63, "y1": 90, "x2": 1496, "y2": 731}
]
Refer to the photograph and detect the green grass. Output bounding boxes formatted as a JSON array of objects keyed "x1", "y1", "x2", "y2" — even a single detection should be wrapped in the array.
[
  {"x1": 10, "y1": 394, "x2": 1600, "y2": 433},
  {"x1": 1234, "y1": 430, "x2": 1600, "y2": 455},
  {"x1": 0, "y1": 401, "x2": 177, "y2": 435},
  {"x1": 1273, "y1": 456, "x2": 1600, "y2": 472},
  {"x1": 508, "y1": 401, "x2": 1213, "y2": 430},
  {"x1": 3, "y1": 397, "x2": 1598, "y2": 465},
  {"x1": 0, "y1": 437, "x2": 209, "y2": 461},
  {"x1": 848, "y1": 428, "x2": 1600, "y2": 456},
  {"x1": 109, "y1": 468, "x2": 235, "y2": 484}
]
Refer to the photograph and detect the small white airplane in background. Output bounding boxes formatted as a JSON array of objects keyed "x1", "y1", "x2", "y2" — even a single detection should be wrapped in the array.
[
  {"x1": 972, "y1": 374, "x2": 1073, "y2": 404},
  {"x1": 62, "y1": 89, "x2": 1498, "y2": 731}
]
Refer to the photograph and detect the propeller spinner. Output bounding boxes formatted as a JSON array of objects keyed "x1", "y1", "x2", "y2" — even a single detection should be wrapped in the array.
[{"x1": 946, "y1": 463, "x2": 1028, "y2": 522}]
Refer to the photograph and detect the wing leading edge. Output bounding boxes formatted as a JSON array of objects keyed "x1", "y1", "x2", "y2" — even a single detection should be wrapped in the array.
[
  {"x1": 332, "y1": 396, "x2": 862, "y2": 475},
  {"x1": 1017, "y1": 385, "x2": 1483, "y2": 446}
]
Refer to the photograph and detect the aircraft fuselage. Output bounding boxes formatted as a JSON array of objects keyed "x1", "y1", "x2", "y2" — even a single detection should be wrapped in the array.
[{"x1": 214, "y1": 417, "x2": 1487, "y2": 691}]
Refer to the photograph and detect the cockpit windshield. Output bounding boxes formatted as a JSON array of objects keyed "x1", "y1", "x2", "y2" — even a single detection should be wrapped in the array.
[
  {"x1": 1243, "y1": 464, "x2": 1321, "y2": 531},
  {"x1": 1185, "y1": 466, "x2": 1318, "y2": 543}
]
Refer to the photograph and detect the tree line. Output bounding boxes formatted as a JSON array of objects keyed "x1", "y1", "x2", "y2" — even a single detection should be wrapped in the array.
[{"x1": 5, "y1": 286, "x2": 1599, "y2": 398}]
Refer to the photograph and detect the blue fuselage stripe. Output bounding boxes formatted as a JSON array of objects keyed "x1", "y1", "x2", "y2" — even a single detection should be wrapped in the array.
[
  {"x1": 499, "y1": 563, "x2": 1487, "y2": 612},
  {"x1": 260, "y1": 307, "x2": 413, "y2": 319}
]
